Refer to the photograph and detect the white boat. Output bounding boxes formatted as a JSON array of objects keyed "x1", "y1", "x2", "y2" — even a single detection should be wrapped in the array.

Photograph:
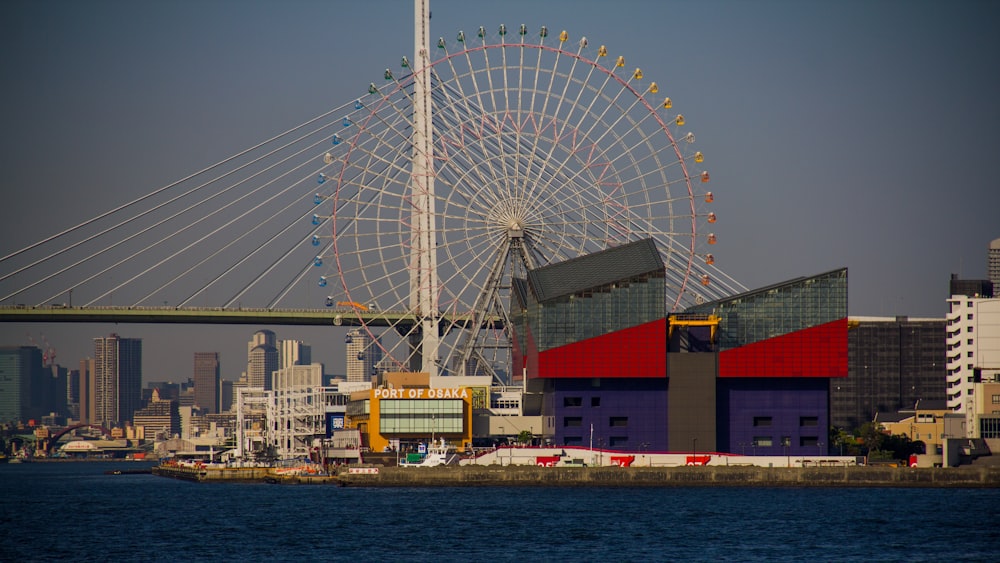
[{"x1": 399, "y1": 438, "x2": 458, "y2": 468}]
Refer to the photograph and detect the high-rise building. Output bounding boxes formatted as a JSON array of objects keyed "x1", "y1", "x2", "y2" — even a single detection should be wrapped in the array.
[
  {"x1": 279, "y1": 339, "x2": 312, "y2": 369},
  {"x1": 247, "y1": 330, "x2": 278, "y2": 390},
  {"x1": 346, "y1": 328, "x2": 382, "y2": 382},
  {"x1": 220, "y1": 379, "x2": 234, "y2": 412},
  {"x1": 989, "y1": 237, "x2": 1000, "y2": 290},
  {"x1": 193, "y1": 352, "x2": 220, "y2": 414},
  {"x1": 0, "y1": 346, "x2": 43, "y2": 423},
  {"x1": 832, "y1": 316, "x2": 947, "y2": 430},
  {"x1": 946, "y1": 294, "x2": 1000, "y2": 436},
  {"x1": 78, "y1": 358, "x2": 95, "y2": 424},
  {"x1": 93, "y1": 334, "x2": 142, "y2": 428}
]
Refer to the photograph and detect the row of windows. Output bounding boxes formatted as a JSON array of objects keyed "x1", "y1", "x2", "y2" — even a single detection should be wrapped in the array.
[
  {"x1": 687, "y1": 269, "x2": 846, "y2": 351},
  {"x1": 980, "y1": 417, "x2": 1000, "y2": 440},
  {"x1": 380, "y1": 399, "x2": 463, "y2": 415},
  {"x1": 563, "y1": 436, "x2": 630, "y2": 447},
  {"x1": 752, "y1": 416, "x2": 818, "y2": 427},
  {"x1": 564, "y1": 397, "x2": 601, "y2": 407},
  {"x1": 751, "y1": 436, "x2": 820, "y2": 447},
  {"x1": 525, "y1": 277, "x2": 664, "y2": 352},
  {"x1": 380, "y1": 415, "x2": 463, "y2": 434},
  {"x1": 563, "y1": 416, "x2": 627, "y2": 427}
]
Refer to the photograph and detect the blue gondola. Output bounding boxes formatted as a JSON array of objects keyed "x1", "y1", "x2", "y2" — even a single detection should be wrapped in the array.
[
  {"x1": 314, "y1": 193, "x2": 323, "y2": 205},
  {"x1": 318, "y1": 276, "x2": 327, "y2": 287},
  {"x1": 354, "y1": 99, "x2": 363, "y2": 110},
  {"x1": 311, "y1": 235, "x2": 320, "y2": 247},
  {"x1": 312, "y1": 214, "x2": 320, "y2": 225},
  {"x1": 342, "y1": 117, "x2": 351, "y2": 127},
  {"x1": 313, "y1": 256, "x2": 323, "y2": 267},
  {"x1": 345, "y1": 334, "x2": 353, "y2": 344},
  {"x1": 357, "y1": 352, "x2": 364, "y2": 361},
  {"x1": 325, "y1": 297, "x2": 334, "y2": 307},
  {"x1": 331, "y1": 134, "x2": 341, "y2": 145}
]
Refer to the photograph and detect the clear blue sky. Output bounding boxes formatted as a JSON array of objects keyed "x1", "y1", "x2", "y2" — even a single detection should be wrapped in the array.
[{"x1": 2, "y1": 0, "x2": 998, "y2": 382}]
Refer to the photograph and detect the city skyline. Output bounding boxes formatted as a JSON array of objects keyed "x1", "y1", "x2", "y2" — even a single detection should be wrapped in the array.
[{"x1": 2, "y1": 0, "x2": 998, "y2": 380}]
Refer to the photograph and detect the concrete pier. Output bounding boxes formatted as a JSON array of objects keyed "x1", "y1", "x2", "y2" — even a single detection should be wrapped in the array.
[
  {"x1": 333, "y1": 465, "x2": 1000, "y2": 488},
  {"x1": 150, "y1": 463, "x2": 1000, "y2": 487}
]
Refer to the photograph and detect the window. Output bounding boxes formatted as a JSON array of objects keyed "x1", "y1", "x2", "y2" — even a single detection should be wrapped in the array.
[
  {"x1": 563, "y1": 397, "x2": 582, "y2": 407},
  {"x1": 591, "y1": 397, "x2": 601, "y2": 407},
  {"x1": 968, "y1": 351, "x2": 974, "y2": 358},
  {"x1": 564, "y1": 436, "x2": 583, "y2": 445},
  {"x1": 800, "y1": 416, "x2": 818, "y2": 427},
  {"x1": 968, "y1": 314, "x2": 974, "y2": 320},
  {"x1": 609, "y1": 416, "x2": 628, "y2": 427},
  {"x1": 753, "y1": 436, "x2": 773, "y2": 447},
  {"x1": 753, "y1": 416, "x2": 773, "y2": 427},
  {"x1": 799, "y1": 436, "x2": 819, "y2": 447},
  {"x1": 563, "y1": 416, "x2": 582, "y2": 428},
  {"x1": 992, "y1": 394, "x2": 1000, "y2": 405},
  {"x1": 968, "y1": 326, "x2": 974, "y2": 333},
  {"x1": 609, "y1": 436, "x2": 628, "y2": 447}
]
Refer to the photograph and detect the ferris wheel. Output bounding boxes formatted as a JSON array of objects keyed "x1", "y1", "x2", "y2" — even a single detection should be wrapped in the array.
[{"x1": 316, "y1": 22, "x2": 733, "y2": 381}]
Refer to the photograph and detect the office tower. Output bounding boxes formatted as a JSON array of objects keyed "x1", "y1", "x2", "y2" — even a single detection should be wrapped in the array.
[
  {"x1": 78, "y1": 358, "x2": 95, "y2": 424},
  {"x1": 93, "y1": 334, "x2": 142, "y2": 428},
  {"x1": 0, "y1": 346, "x2": 43, "y2": 423},
  {"x1": 37, "y1": 364, "x2": 67, "y2": 419},
  {"x1": 67, "y1": 368, "x2": 80, "y2": 420},
  {"x1": 990, "y1": 237, "x2": 1000, "y2": 290},
  {"x1": 345, "y1": 328, "x2": 382, "y2": 382},
  {"x1": 279, "y1": 339, "x2": 312, "y2": 369},
  {"x1": 220, "y1": 379, "x2": 234, "y2": 412},
  {"x1": 193, "y1": 352, "x2": 220, "y2": 414},
  {"x1": 247, "y1": 330, "x2": 278, "y2": 390}
]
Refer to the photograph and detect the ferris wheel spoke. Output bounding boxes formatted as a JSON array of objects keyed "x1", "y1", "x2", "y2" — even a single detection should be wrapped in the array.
[{"x1": 330, "y1": 32, "x2": 723, "y2": 373}]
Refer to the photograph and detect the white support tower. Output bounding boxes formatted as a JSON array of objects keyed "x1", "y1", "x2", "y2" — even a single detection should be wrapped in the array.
[{"x1": 410, "y1": 0, "x2": 439, "y2": 376}]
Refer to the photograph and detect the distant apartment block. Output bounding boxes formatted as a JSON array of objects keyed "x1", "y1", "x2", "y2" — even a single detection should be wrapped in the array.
[
  {"x1": 946, "y1": 294, "x2": 1000, "y2": 436},
  {"x1": 93, "y1": 334, "x2": 142, "y2": 427}
]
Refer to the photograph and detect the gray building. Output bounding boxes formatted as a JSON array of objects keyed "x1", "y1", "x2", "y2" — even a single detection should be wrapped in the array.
[
  {"x1": 247, "y1": 330, "x2": 278, "y2": 390},
  {"x1": 0, "y1": 346, "x2": 43, "y2": 423},
  {"x1": 832, "y1": 316, "x2": 946, "y2": 431},
  {"x1": 193, "y1": 352, "x2": 220, "y2": 414}
]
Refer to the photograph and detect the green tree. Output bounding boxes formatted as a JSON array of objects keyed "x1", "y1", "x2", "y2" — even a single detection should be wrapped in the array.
[{"x1": 516, "y1": 430, "x2": 533, "y2": 445}]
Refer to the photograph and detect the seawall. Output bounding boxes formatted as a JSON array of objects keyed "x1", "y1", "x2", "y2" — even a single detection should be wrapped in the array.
[{"x1": 333, "y1": 465, "x2": 1000, "y2": 488}]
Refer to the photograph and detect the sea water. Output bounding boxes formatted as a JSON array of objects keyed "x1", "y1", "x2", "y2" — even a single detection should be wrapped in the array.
[{"x1": 2, "y1": 461, "x2": 998, "y2": 562}]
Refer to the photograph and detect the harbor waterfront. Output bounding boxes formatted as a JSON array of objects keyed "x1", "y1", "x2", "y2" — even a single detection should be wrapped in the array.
[
  {"x1": 3, "y1": 461, "x2": 999, "y2": 562},
  {"x1": 149, "y1": 462, "x2": 1000, "y2": 488}
]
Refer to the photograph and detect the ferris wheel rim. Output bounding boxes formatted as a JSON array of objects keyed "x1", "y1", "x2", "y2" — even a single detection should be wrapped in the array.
[{"x1": 324, "y1": 34, "x2": 713, "y2": 373}]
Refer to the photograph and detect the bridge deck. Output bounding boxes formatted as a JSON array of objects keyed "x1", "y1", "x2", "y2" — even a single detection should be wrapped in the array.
[{"x1": 0, "y1": 306, "x2": 499, "y2": 328}]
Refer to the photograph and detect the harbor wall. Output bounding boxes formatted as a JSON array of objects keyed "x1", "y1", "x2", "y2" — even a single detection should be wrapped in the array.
[
  {"x1": 152, "y1": 465, "x2": 273, "y2": 482},
  {"x1": 334, "y1": 465, "x2": 1000, "y2": 488}
]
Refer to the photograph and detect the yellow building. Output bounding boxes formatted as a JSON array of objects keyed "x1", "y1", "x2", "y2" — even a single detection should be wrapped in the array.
[
  {"x1": 345, "y1": 372, "x2": 474, "y2": 452},
  {"x1": 879, "y1": 400, "x2": 951, "y2": 454}
]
